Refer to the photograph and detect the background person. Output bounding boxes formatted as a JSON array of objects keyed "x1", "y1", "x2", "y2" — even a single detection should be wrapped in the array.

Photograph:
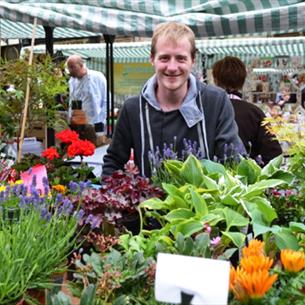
[
  {"x1": 212, "y1": 56, "x2": 282, "y2": 165},
  {"x1": 66, "y1": 55, "x2": 107, "y2": 133},
  {"x1": 102, "y1": 22, "x2": 244, "y2": 178}
]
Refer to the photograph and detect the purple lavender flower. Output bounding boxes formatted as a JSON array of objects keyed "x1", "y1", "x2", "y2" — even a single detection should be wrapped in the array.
[
  {"x1": 76, "y1": 209, "x2": 85, "y2": 222},
  {"x1": 68, "y1": 181, "x2": 79, "y2": 193},
  {"x1": 55, "y1": 193, "x2": 63, "y2": 206}
]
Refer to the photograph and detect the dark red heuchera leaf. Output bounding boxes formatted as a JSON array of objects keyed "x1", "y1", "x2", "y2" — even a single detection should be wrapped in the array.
[{"x1": 75, "y1": 165, "x2": 164, "y2": 226}]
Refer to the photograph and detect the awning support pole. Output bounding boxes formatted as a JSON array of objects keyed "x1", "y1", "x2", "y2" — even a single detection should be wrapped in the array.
[{"x1": 103, "y1": 34, "x2": 115, "y2": 138}]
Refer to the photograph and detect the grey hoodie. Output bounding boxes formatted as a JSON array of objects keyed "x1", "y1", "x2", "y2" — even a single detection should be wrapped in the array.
[{"x1": 102, "y1": 74, "x2": 244, "y2": 177}]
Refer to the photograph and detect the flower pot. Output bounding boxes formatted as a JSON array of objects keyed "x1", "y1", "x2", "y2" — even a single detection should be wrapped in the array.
[{"x1": 24, "y1": 289, "x2": 46, "y2": 305}]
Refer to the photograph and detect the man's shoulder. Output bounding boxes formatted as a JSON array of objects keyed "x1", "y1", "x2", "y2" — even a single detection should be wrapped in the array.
[
  {"x1": 88, "y1": 69, "x2": 106, "y2": 80},
  {"x1": 198, "y1": 82, "x2": 226, "y2": 98},
  {"x1": 232, "y1": 99, "x2": 265, "y2": 115}
]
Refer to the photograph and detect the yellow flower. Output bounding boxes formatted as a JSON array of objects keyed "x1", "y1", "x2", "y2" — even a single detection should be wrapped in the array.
[
  {"x1": 242, "y1": 239, "x2": 265, "y2": 258},
  {"x1": 281, "y1": 249, "x2": 305, "y2": 273},
  {"x1": 12, "y1": 179, "x2": 23, "y2": 185},
  {"x1": 232, "y1": 268, "x2": 277, "y2": 301},
  {"x1": 240, "y1": 255, "x2": 273, "y2": 273},
  {"x1": 52, "y1": 184, "x2": 66, "y2": 194}
]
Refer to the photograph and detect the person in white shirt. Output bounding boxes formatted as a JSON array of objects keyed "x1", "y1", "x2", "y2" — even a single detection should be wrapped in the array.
[{"x1": 66, "y1": 55, "x2": 107, "y2": 132}]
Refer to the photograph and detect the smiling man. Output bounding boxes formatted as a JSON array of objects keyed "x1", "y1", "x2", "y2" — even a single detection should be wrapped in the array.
[{"x1": 102, "y1": 22, "x2": 244, "y2": 178}]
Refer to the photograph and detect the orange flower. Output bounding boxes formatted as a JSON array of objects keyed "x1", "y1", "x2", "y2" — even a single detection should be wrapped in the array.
[
  {"x1": 240, "y1": 255, "x2": 274, "y2": 273},
  {"x1": 242, "y1": 239, "x2": 265, "y2": 258},
  {"x1": 229, "y1": 266, "x2": 237, "y2": 291},
  {"x1": 232, "y1": 268, "x2": 277, "y2": 301},
  {"x1": 281, "y1": 249, "x2": 305, "y2": 273},
  {"x1": 52, "y1": 184, "x2": 66, "y2": 194}
]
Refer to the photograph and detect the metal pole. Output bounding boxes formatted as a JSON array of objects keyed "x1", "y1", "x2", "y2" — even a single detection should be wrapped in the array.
[
  {"x1": 43, "y1": 26, "x2": 55, "y2": 147},
  {"x1": 103, "y1": 34, "x2": 115, "y2": 138}
]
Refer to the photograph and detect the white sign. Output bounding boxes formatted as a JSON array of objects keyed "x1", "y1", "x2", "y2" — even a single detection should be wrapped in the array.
[{"x1": 155, "y1": 253, "x2": 230, "y2": 305}]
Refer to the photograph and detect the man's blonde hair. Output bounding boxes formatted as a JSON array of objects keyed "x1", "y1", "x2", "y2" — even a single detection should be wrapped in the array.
[{"x1": 151, "y1": 22, "x2": 196, "y2": 59}]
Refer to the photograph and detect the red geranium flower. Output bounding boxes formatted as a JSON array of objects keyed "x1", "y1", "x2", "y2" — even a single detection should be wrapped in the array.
[
  {"x1": 55, "y1": 129, "x2": 79, "y2": 144},
  {"x1": 67, "y1": 140, "x2": 95, "y2": 158},
  {"x1": 42, "y1": 147, "x2": 60, "y2": 160}
]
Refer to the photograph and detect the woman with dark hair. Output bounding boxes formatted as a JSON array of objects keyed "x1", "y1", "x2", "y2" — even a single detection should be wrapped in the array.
[{"x1": 212, "y1": 56, "x2": 282, "y2": 165}]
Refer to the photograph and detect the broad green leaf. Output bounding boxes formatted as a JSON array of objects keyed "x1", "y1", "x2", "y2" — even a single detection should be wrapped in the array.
[
  {"x1": 252, "y1": 222, "x2": 273, "y2": 237},
  {"x1": 200, "y1": 213, "x2": 224, "y2": 226},
  {"x1": 253, "y1": 197, "x2": 277, "y2": 224},
  {"x1": 237, "y1": 159, "x2": 261, "y2": 184},
  {"x1": 273, "y1": 228, "x2": 300, "y2": 250},
  {"x1": 268, "y1": 170, "x2": 295, "y2": 184},
  {"x1": 202, "y1": 175, "x2": 218, "y2": 190},
  {"x1": 221, "y1": 231, "x2": 246, "y2": 248},
  {"x1": 170, "y1": 195, "x2": 189, "y2": 209},
  {"x1": 183, "y1": 237, "x2": 194, "y2": 255},
  {"x1": 218, "y1": 248, "x2": 238, "y2": 260},
  {"x1": 261, "y1": 155, "x2": 283, "y2": 177},
  {"x1": 180, "y1": 154, "x2": 204, "y2": 187},
  {"x1": 200, "y1": 159, "x2": 226, "y2": 175},
  {"x1": 162, "y1": 183, "x2": 185, "y2": 198},
  {"x1": 139, "y1": 198, "x2": 165, "y2": 210},
  {"x1": 221, "y1": 194, "x2": 239, "y2": 206},
  {"x1": 164, "y1": 160, "x2": 183, "y2": 181},
  {"x1": 289, "y1": 222, "x2": 305, "y2": 233},
  {"x1": 223, "y1": 207, "x2": 249, "y2": 230},
  {"x1": 194, "y1": 233, "x2": 210, "y2": 252},
  {"x1": 80, "y1": 284, "x2": 96, "y2": 305},
  {"x1": 190, "y1": 189, "x2": 208, "y2": 216},
  {"x1": 165, "y1": 208, "x2": 195, "y2": 222},
  {"x1": 243, "y1": 179, "x2": 284, "y2": 199},
  {"x1": 174, "y1": 219, "x2": 203, "y2": 237},
  {"x1": 244, "y1": 197, "x2": 277, "y2": 226}
]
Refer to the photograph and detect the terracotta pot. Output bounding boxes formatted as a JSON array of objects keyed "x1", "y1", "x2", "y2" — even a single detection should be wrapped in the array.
[{"x1": 25, "y1": 289, "x2": 46, "y2": 305}]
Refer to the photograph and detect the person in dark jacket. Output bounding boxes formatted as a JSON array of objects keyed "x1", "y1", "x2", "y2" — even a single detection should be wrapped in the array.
[
  {"x1": 102, "y1": 22, "x2": 244, "y2": 178},
  {"x1": 212, "y1": 56, "x2": 282, "y2": 165}
]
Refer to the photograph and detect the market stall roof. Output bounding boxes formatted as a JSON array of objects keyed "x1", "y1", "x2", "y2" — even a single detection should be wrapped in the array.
[
  {"x1": 0, "y1": 1, "x2": 305, "y2": 38},
  {"x1": 0, "y1": 18, "x2": 99, "y2": 40},
  {"x1": 23, "y1": 36, "x2": 305, "y2": 63}
]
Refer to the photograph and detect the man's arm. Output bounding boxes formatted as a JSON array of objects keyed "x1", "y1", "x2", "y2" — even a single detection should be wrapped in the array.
[
  {"x1": 102, "y1": 104, "x2": 132, "y2": 176},
  {"x1": 88, "y1": 73, "x2": 107, "y2": 124},
  {"x1": 214, "y1": 92, "x2": 246, "y2": 159}
]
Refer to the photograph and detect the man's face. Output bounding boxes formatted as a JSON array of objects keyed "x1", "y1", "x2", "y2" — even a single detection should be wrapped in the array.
[
  {"x1": 67, "y1": 61, "x2": 82, "y2": 78},
  {"x1": 150, "y1": 37, "x2": 194, "y2": 94}
]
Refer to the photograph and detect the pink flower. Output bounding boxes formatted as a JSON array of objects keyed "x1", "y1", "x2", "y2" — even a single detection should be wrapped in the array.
[
  {"x1": 204, "y1": 223, "x2": 212, "y2": 234},
  {"x1": 211, "y1": 236, "x2": 221, "y2": 246}
]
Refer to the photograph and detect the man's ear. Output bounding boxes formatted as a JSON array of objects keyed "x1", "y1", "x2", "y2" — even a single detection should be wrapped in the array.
[{"x1": 150, "y1": 54, "x2": 154, "y2": 65}]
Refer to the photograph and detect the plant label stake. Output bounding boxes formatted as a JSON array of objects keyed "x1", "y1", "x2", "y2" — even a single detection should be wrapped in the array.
[{"x1": 18, "y1": 17, "x2": 37, "y2": 162}]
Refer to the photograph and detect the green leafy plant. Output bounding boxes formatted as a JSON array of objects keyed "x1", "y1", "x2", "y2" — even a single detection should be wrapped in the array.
[
  {"x1": 0, "y1": 181, "x2": 87, "y2": 304},
  {"x1": 140, "y1": 154, "x2": 299, "y2": 254},
  {"x1": 0, "y1": 55, "x2": 68, "y2": 141}
]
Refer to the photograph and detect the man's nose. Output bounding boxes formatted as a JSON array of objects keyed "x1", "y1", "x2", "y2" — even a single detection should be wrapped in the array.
[{"x1": 167, "y1": 58, "x2": 178, "y2": 70}]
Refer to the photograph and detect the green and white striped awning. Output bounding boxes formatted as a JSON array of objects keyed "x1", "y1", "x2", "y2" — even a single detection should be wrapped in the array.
[
  {"x1": 24, "y1": 36, "x2": 305, "y2": 63},
  {"x1": 0, "y1": 1, "x2": 304, "y2": 38},
  {"x1": 0, "y1": 19, "x2": 99, "y2": 40},
  {"x1": 22, "y1": 41, "x2": 152, "y2": 63}
]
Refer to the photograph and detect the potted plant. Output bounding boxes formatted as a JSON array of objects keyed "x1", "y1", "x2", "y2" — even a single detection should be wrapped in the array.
[
  {"x1": 0, "y1": 55, "x2": 68, "y2": 143},
  {"x1": 0, "y1": 179, "x2": 91, "y2": 304}
]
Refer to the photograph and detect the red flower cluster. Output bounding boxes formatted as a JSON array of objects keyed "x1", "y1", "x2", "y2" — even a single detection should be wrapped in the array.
[
  {"x1": 67, "y1": 139, "x2": 95, "y2": 158},
  {"x1": 42, "y1": 147, "x2": 60, "y2": 160},
  {"x1": 55, "y1": 129, "x2": 79, "y2": 144},
  {"x1": 41, "y1": 129, "x2": 96, "y2": 161}
]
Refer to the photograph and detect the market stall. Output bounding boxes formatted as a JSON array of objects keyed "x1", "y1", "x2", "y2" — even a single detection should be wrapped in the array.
[{"x1": 1, "y1": 1, "x2": 305, "y2": 304}]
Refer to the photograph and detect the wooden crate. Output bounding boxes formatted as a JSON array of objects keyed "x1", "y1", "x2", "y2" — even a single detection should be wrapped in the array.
[{"x1": 25, "y1": 121, "x2": 47, "y2": 147}]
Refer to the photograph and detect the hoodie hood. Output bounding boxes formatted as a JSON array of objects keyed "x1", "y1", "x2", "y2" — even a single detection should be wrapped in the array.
[{"x1": 141, "y1": 74, "x2": 204, "y2": 128}]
